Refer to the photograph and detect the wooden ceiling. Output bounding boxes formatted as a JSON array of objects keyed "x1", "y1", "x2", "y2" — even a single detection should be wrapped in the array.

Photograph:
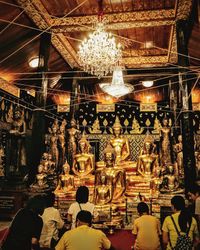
[{"x1": 0, "y1": 0, "x2": 199, "y2": 103}]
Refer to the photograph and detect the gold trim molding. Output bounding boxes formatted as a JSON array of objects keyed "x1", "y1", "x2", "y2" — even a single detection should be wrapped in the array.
[
  {"x1": 51, "y1": 9, "x2": 175, "y2": 31},
  {"x1": 16, "y1": 0, "x2": 79, "y2": 68},
  {"x1": 0, "y1": 78, "x2": 20, "y2": 97},
  {"x1": 16, "y1": 0, "x2": 191, "y2": 69}
]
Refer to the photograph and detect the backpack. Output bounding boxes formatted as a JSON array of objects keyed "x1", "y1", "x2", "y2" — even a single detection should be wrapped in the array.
[{"x1": 169, "y1": 216, "x2": 193, "y2": 250}]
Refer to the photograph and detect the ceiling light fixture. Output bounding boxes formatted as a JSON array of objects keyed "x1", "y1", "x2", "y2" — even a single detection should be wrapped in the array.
[
  {"x1": 142, "y1": 80, "x2": 154, "y2": 88},
  {"x1": 78, "y1": 0, "x2": 121, "y2": 78},
  {"x1": 99, "y1": 66, "x2": 134, "y2": 98},
  {"x1": 29, "y1": 56, "x2": 39, "y2": 68}
]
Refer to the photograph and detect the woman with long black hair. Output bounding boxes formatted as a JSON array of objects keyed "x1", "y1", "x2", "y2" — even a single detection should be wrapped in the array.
[
  {"x1": 162, "y1": 195, "x2": 199, "y2": 250},
  {"x1": 67, "y1": 186, "x2": 95, "y2": 229}
]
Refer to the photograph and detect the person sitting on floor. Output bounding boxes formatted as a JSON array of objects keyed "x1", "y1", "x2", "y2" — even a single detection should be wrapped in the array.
[
  {"x1": 55, "y1": 210, "x2": 112, "y2": 250},
  {"x1": 40, "y1": 192, "x2": 65, "y2": 249},
  {"x1": 132, "y1": 202, "x2": 161, "y2": 250}
]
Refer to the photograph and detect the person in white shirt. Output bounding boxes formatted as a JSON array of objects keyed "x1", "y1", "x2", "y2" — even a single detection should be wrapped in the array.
[
  {"x1": 40, "y1": 192, "x2": 64, "y2": 248},
  {"x1": 67, "y1": 186, "x2": 95, "y2": 229}
]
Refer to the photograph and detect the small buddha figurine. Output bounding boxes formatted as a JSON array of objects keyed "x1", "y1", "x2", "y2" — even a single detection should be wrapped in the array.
[
  {"x1": 89, "y1": 117, "x2": 102, "y2": 134},
  {"x1": 94, "y1": 170, "x2": 112, "y2": 205},
  {"x1": 67, "y1": 118, "x2": 81, "y2": 166},
  {"x1": 47, "y1": 154, "x2": 56, "y2": 174},
  {"x1": 137, "y1": 139, "x2": 160, "y2": 177},
  {"x1": 130, "y1": 117, "x2": 143, "y2": 134},
  {"x1": 55, "y1": 160, "x2": 74, "y2": 194},
  {"x1": 9, "y1": 107, "x2": 27, "y2": 172},
  {"x1": 160, "y1": 164, "x2": 183, "y2": 193},
  {"x1": 49, "y1": 120, "x2": 59, "y2": 170},
  {"x1": 95, "y1": 144, "x2": 126, "y2": 203},
  {"x1": 152, "y1": 117, "x2": 162, "y2": 134},
  {"x1": 72, "y1": 134, "x2": 94, "y2": 177},
  {"x1": 30, "y1": 164, "x2": 49, "y2": 191},
  {"x1": 173, "y1": 135, "x2": 183, "y2": 177},
  {"x1": 40, "y1": 152, "x2": 49, "y2": 173},
  {"x1": 110, "y1": 116, "x2": 130, "y2": 165}
]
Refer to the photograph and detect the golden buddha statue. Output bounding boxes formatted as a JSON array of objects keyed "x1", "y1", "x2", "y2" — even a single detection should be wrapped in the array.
[
  {"x1": 95, "y1": 144, "x2": 126, "y2": 203},
  {"x1": 152, "y1": 117, "x2": 162, "y2": 134},
  {"x1": 30, "y1": 164, "x2": 49, "y2": 191},
  {"x1": 72, "y1": 134, "x2": 94, "y2": 177},
  {"x1": 130, "y1": 117, "x2": 143, "y2": 134},
  {"x1": 160, "y1": 117, "x2": 172, "y2": 166},
  {"x1": 160, "y1": 164, "x2": 183, "y2": 193},
  {"x1": 89, "y1": 117, "x2": 102, "y2": 134},
  {"x1": 49, "y1": 120, "x2": 59, "y2": 170},
  {"x1": 9, "y1": 107, "x2": 27, "y2": 172},
  {"x1": 173, "y1": 135, "x2": 183, "y2": 177},
  {"x1": 110, "y1": 116, "x2": 130, "y2": 165},
  {"x1": 137, "y1": 139, "x2": 160, "y2": 177},
  {"x1": 55, "y1": 160, "x2": 75, "y2": 195},
  {"x1": 67, "y1": 118, "x2": 80, "y2": 166},
  {"x1": 94, "y1": 170, "x2": 112, "y2": 205}
]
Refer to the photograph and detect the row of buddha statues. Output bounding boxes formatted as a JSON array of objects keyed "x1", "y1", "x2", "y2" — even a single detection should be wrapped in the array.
[
  {"x1": 30, "y1": 116, "x2": 187, "y2": 205},
  {"x1": 5, "y1": 105, "x2": 198, "y2": 179},
  {"x1": 44, "y1": 115, "x2": 185, "y2": 173}
]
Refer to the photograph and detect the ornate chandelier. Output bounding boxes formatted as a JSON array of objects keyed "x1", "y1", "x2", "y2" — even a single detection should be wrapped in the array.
[
  {"x1": 99, "y1": 66, "x2": 134, "y2": 98},
  {"x1": 78, "y1": 23, "x2": 121, "y2": 78}
]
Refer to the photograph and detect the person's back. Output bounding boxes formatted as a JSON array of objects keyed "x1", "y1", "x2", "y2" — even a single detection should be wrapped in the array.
[
  {"x1": 40, "y1": 206, "x2": 64, "y2": 248},
  {"x1": 162, "y1": 195, "x2": 199, "y2": 250},
  {"x1": 132, "y1": 202, "x2": 161, "y2": 250},
  {"x1": 162, "y1": 212, "x2": 197, "y2": 249},
  {"x1": 67, "y1": 186, "x2": 95, "y2": 229},
  {"x1": 56, "y1": 210, "x2": 111, "y2": 250},
  {"x1": 40, "y1": 193, "x2": 64, "y2": 248},
  {"x1": 56, "y1": 225, "x2": 110, "y2": 250},
  {"x1": 2, "y1": 195, "x2": 45, "y2": 250}
]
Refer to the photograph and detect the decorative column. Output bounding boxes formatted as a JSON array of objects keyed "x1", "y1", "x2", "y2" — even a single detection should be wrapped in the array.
[
  {"x1": 176, "y1": 20, "x2": 196, "y2": 192},
  {"x1": 28, "y1": 33, "x2": 51, "y2": 184}
]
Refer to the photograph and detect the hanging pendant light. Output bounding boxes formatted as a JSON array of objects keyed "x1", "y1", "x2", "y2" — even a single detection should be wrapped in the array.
[
  {"x1": 99, "y1": 66, "x2": 134, "y2": 98},
  {"x1": 78, "y1": 0, "x2": 121, "y2": 78}
]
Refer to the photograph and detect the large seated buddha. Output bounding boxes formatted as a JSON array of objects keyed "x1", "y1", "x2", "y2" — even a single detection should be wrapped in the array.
[
  {"x1": 95, "y1": 144, "x2": 126, "y2": 204},
  {"x1": 72, "y1": 134, "x2": 94, "y2": 177},
  {"x1": 126, "y1": 138, "x2": 161, "y2": 199}
]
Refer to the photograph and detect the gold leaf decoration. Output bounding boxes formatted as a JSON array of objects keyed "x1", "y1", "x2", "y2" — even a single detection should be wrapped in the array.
[
  {"x1": 82, "y1": 119, "x2": 87, "y2": 127},
  {"x1": 145, "y1": 118, "x2": 151, "y2": 127},
  {"x1": 124, "y1": 119, "x2": 129, "y2": 127},
  {"x1": 103, "y1": 119, "x2": 108, "y2": 127}
]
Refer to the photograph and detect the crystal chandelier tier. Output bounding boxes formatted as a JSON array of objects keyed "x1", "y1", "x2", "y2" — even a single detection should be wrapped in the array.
[
  {"x1": 99, "y1": 66, "x2": 134, "y2": 98},
  {"x1": 78, "y1": 22, "x2": 122, "y2": 78}
]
